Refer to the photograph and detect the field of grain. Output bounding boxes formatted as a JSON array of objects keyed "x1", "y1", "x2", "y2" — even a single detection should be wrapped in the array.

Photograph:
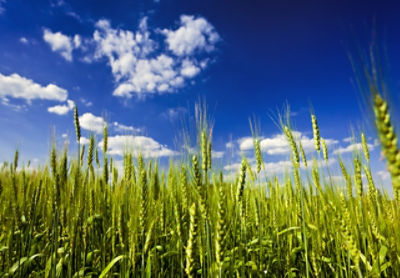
[{"x1": 0, "y1": 88, "x2": 400, "y2": 277}]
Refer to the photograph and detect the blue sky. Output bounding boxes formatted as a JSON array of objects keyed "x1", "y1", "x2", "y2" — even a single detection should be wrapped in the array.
[{"x1": 0, "y1": 0, "x2": 399, "y2": 188}]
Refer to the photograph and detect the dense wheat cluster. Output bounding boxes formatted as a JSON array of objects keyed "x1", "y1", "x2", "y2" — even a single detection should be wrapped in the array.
[{"x1": 1, "y1": 91, "x2": 400, "y2": 277}]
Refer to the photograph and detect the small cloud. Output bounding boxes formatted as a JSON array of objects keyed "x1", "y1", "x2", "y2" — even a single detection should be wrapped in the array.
[
  {"x1": 20, "y1": 37, "x2": 28, "y2": 44},
  {"x1": 43, "y1": 28, "x2": 79, "y2": 61},
  {"x1": 79, "y1": 112, "x2": 105, "y2": 133},
  {"x1": 48, "y1": 99, "x2": 74, "y2": 115},
  {"x1": 376, "y1": 170, "x2": 390, "y2": 181},
  {"x1": 212, "y1": 150, "x2": 224, "y2": 159},
  {"x1": 225, "y1": 142, "x2": 233, "y2": 149},
  {"x1": 161, "y1": 15, "x2": 220, "y2": 56},
  {"x1": 80, "y1": 136, "x2": 90, "y2": 145},
  {"x1": 79, "y1": 97, "x2": 93, "y2": 107}
]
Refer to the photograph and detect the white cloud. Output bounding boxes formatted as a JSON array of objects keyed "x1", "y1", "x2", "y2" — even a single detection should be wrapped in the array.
[
  {"x1": 80, "y1": 136, "x2": 90, "y2": 145},
  {"x1": 226, "y1": 142, "x2": 234, "y2": 149},
  {"x1": 212, "y1": 150, "x2": 224, "y2": 159},
  {"x1": 79, "y1": 112, "x2": 105, "y2": 133},
  {"x1": 162, "y1": 15, "x2": 220, "y2": 56},
  {"x1": 333, "y1": 142, "x2": 375, "y2": 155},
  {"x1": 43, "y1": 28, "x2": 78, "y2": 61},
  {"x1": 101, "y1": 135, "x2": 176, "y2": 158},
  {"x1": 20, "y1": 37, "x2": 28, "y2": 44},
  {"x1": 112, "y1": 121, "x2": 141, "y2": 133},
  {"x1": 180, "y1": 59, "x2": 200, "y2": 77},
  {"x1": 48, "y1": 99, "x2": 74, "y2": 115},
  {"x1": 88, "y1": 16, "x2": 219, "y2": 98},
  {"x1": 0, "y1": 73, "x2": 67, "y2": 103},
  {"x1": 376, "y1": 170, "x2": 390, "y2": 181},
  {"x1": 238, "y1": 131, "x2": 338, "y2": 155}
]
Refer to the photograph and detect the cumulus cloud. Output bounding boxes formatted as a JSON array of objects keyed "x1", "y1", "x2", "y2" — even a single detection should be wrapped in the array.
[
  {"x1": 79, "y1": 112, "x2": 105, "y2": 133},
  {"x1": 48, "y1": 99, "x2": 74, "y2": 115},
  {"x1": 101, "y1": 135, "x2": 176, "y2": 158},
  {"x1": 238, "y1": 131, "x2": 338, "y2": 155},
  {"x1": 333, "y1": 142, "x2": 375, "y2": 155},
  {"x1": 0, "y1": 73, "x2": 67, "y2": 103},
  {"x1": 43, "y1": 28, "x2": 80, "y2": 61},
  {"x1": 162, "y1": 15, "x2": 220, "y2": 56},
  {"x1": 86, "y1": 15, "x2": 219, "y2": 98}
]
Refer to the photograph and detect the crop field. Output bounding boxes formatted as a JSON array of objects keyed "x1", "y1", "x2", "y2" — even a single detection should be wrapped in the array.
[{"x1": 0, "y1": 81, "x2": 400, "y2": 278}]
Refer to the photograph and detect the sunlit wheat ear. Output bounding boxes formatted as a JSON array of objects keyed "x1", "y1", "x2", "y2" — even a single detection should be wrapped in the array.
[
  {"x1": 13, "y1": 149, "x2": 18, "y2": 171},
  {"x1": 339, "y1": 158, "x2": 352, "y2": 199},
  {"x1": 243, "y1": 157, "x2": 255, "y2": 182},
  {"x1": 95, "y1": 146, "x2": 99, "y2": 168},
  {"x1": 50, "y1": 143, "x2": 57, "y2": 178},
  {"x1": 180, "y1": 165, "x2": 189, "y2": 211},
  {"x1": 299, "y1": 141, "x2": 307, "y2": 168},
  {"x1": 207, "y1": 140, "x2": 212, "y2": 170},
  {"x1": 139, "y1": 170, "x2": 148, "y2": 235},
  {"x1": 311, "y1": 114, "x2": 321, "y2": 152},
  {"x1": 284, "y1": 126, "x2": 300, "y2": 167},
  {"x1": 363, "y1": 165, "x2": 376, "y2": 206},
  {"x1": 321, "y1": 138, "x2": 328, "y2": 163},
  {"x1": 373, "y1": 93, "x2": 400, "y2": 191},
  {"x1": 102, "y1": 124, "x2": 109, "y2": 183},
  {"x1": 80, "y1": 144, "x2": 85, "y2": 167},
  {"x1": 215, "y1": 184, "x2": 227, "y2": 269},
  {"x1": 361, "y1": 133, "x2": 370, "y2": 163},
  {"x1": 354, "y1": 158, "x2": 363, "y2": 198},
  {"x1": 235, "y1": 159, "x2": 247, "y2": 203},
  {"x1": 254, "y1": 138, "x2": 264, "y2": 173},
  {"x1": 201, "y1": 131, "x2": 208, "y2": 172},
  {"x1": 338, "y1": 194, "x2": 361, "y2": 269},
  {"x1": 192, "y1": 155, "x2": 201, "y2": 190},
  {"x1": 88, "y1": 135, "x2": 94, "y2": 175},
  {"x1": 185, "y1": 202, "x2": 198, "y2": 278},
  {"x1": 74, "y1": 105, "x2": 81, "y2": 143}
]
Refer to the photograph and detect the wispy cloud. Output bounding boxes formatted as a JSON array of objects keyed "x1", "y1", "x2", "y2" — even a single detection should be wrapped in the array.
[
  {"x1": 112, "y1": 121, "x2": 142, "y2": 134},
  {"x1": 19, "y1": 37, "x2": 28, "y2": 44},
  {"x1": 0, "y1": 0, "x2": 6, "y2": 15}
]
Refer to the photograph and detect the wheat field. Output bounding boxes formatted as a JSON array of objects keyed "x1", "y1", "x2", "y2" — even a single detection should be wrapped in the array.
[{"x1": 0, "y1": 88, "x2": 400, "y2": 277}]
